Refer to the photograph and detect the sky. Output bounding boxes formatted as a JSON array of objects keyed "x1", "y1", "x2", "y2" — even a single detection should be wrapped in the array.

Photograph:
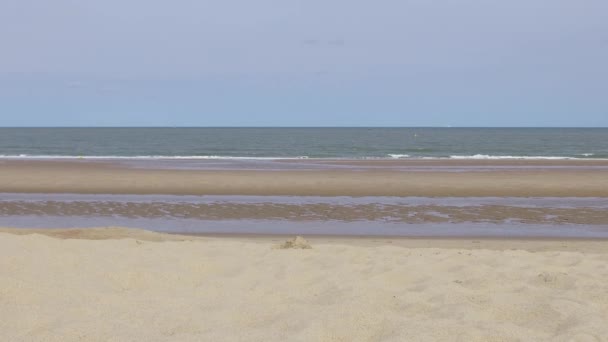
[{"x1": 1, "y1": 0, "x2": 607, "y2": 127}]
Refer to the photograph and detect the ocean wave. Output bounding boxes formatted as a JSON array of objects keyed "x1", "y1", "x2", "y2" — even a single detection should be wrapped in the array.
[
  {"x1": 0, "y1": 155, "x2": 311, "y2": 160},
  {"x1": 0, "y1": 154, "x2": 605, "y2": 161},
  {"x1": 448, "y1": 154, "x2": 586, "y2": 160}
]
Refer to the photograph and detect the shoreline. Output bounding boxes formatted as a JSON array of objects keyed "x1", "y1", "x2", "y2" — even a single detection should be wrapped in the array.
[
  {"x1": 2, "y1": 159, "x2": 608, "y2": 197},
  {"x1": 1, "y1": 156, "x2": 608, "y2": 161},
  {"x1": 3, "y1": 156, "x2": 608, "y2": 165}
]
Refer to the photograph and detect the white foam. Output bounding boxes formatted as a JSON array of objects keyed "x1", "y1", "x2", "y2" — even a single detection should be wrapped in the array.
[
  {"x1": 387, "y1": 154, "x2": 410, "y2": 159},
  {"x1": 0, "y1": 154, "x2": 604, "y2": 161},
  {"x1": 0, "y1": 155, "x2": 310, "y2": 161},
  {"x1": 448, "y1": 154, "x2": 581, "y2": 160}
]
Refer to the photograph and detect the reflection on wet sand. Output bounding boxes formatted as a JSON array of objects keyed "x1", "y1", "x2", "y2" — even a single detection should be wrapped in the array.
[{"x1": 2, "y1": 200, "x2": 608, "y2": 225}]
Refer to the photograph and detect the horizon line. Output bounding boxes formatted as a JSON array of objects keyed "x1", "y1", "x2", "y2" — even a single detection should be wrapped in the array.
[{"x1": 0, "y1": 126, "x2": 607, "y2": 129}]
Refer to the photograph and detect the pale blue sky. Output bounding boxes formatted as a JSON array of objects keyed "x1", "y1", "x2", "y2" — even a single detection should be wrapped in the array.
[{"x1": 1, "y1": 0, "x2": 607, "y2": 126}]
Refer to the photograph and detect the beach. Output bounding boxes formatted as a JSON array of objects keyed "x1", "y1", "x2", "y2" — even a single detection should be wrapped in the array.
[
  {"x1": 2, "y1": 159, "x2": 608, "y2": 197},
  {"x1": 3, "y1": 1, "x2": 608, "y2": 337},
  {"x1": 1, "y1": 158, "x2": 608, "y2": 341},
  {"x1": 1, "y1": 227, "x2": 607, "y2": 341}
]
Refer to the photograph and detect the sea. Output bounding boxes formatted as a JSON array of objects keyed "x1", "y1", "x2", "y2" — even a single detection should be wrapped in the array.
[{"x1": 0, "y1": 127, "x2": 607, "y2": 160}]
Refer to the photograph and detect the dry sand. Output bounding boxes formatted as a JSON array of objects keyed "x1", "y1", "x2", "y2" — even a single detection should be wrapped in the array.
[
  {"x1": 1, "y1": 227, "x2": 607, "y2": 341},
  {"x1": 1, "y1": 159, "x2": 608, "y2": 196}
]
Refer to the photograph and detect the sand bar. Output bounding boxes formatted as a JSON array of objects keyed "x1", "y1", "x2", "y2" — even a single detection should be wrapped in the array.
[
  {"x1": 1, "y1": 227, "x2": 607, "y2": 341},
  {"x1": 1, "y1": 159, "x2": 608, "y2": 196}
]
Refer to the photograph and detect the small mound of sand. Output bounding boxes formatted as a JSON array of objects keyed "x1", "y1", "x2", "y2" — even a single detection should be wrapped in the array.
[{"x1": 274, "y1": 236, "x2": 312, "y2": 249}]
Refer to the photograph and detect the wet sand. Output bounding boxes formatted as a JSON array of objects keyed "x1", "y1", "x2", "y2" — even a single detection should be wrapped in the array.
[
  {"x1": 1, "y1": 159, "x2": 608, "y2": 197},
  {"x1": 2, "y1": 199, "x2": 608, "y2": 225},
  {"x1": 1, "y1": 227, "x2": 607, "y2": 341}
]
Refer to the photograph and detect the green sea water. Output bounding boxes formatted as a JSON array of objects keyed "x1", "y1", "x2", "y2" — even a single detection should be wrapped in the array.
[{"x1": 0, "y1": 127, "x2": 606, "y2": 159}]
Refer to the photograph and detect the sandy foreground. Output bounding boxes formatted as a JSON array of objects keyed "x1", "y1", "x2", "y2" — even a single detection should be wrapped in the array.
[
  {"x1": 1, "y1": 159, "x2": 608, "y2": 197},
  {"x1": 1, "y1": 227, "x2": 607, "y2": 341}
]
